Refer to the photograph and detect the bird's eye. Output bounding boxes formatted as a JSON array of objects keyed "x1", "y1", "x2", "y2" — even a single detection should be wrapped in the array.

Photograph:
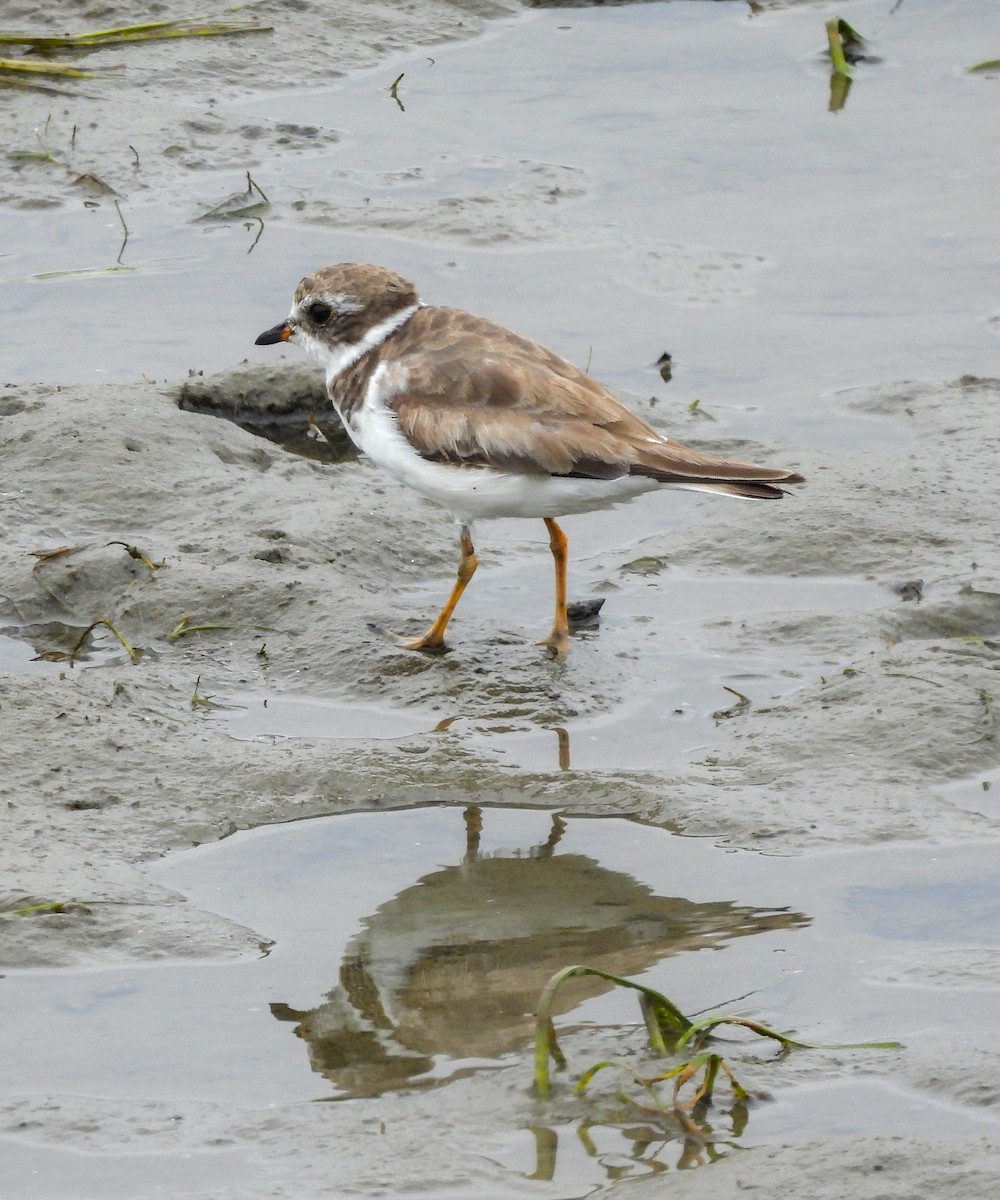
[{"x1": 308, "y1": 301, "x2": 332, "y2": 324}]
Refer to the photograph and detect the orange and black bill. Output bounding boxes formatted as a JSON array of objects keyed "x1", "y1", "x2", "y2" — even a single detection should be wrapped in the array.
[{"x1": 255, "y1": 323, "x2": 292, "y2": 345}]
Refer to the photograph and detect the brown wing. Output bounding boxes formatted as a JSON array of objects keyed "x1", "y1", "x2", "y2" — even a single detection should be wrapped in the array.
[{"x1": 381, "y1": 308, "x2": 804, "y2": 496}]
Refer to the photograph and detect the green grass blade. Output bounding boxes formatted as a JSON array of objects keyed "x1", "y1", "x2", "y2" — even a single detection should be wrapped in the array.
[
  {"x1": 680, "y1": 1012, "x2": 902, "y2": 1052},
  {"x1": 826, "y1": 18, "x2": 852, "y2": 79},
  {"x1": 3, "y1": 900, "x2": 71, "y2": 916},
  {"x1": 639, "y1": 993, "x2": 669, "y2": 1054},
  {"x1": 574, "y1": 1060, "x2": 619, "y2": 1094},
  {"x1": 69, "y1": 618, "x2": 140, "y2": 665},
  {"x1": 534, "y1": 964, "x2": 695, "y2": 1093}
]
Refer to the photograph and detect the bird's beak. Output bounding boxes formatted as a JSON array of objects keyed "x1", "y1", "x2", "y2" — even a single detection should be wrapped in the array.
[{"x1": 255, "y1": 322, "x2": 293, "y2": 346}]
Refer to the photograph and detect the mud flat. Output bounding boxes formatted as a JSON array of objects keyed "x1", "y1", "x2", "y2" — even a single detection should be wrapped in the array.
[{"x1": 2, "y1": 1, "x2": 999, "y2": 1197}]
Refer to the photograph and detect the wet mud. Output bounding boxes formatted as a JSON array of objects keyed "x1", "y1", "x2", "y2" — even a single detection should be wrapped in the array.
[{"x1": 2, "y1": 0, "x2": 999, "y2": 1197}]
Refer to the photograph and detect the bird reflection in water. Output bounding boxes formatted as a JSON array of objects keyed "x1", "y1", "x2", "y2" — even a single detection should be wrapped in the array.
[
  {"x1": 433, "y1": 718, "x2": 572, "y2": 771},
  {"x1": 271, "y1": 806, "x2": 808, "y2": 1104},
  {"x1": 525, "y1": 1114, "x2": 734, "y2": 1184}
]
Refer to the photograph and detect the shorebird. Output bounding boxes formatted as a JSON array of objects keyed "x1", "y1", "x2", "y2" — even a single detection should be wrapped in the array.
[{"x1": 256, "y1": 263, "x2": 803, "y2": 657}]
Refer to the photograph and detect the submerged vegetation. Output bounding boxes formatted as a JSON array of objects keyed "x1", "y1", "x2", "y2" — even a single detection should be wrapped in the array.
[
  {"x1": 823, "y1": 17, "x2": 876, "y2": 112},
  {"x1": 824, "y1": 18, "x2": 867, "y2": 80},
  {"x1": 534, "y1": 965, "x2": 901, "y2": 1142},
  {"x1": 196, "y1": 172, "x2": 269, "y2": 221}
]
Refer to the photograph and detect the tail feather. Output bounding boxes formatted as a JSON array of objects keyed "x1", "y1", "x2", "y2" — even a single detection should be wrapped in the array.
[{"x1": 631, "y1": 463, "x2": 805, "y2": 499}]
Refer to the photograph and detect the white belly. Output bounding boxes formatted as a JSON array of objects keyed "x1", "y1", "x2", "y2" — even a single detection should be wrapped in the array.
[{"x1": 343, "y1": 388, "x2": 659, "y2": 523}]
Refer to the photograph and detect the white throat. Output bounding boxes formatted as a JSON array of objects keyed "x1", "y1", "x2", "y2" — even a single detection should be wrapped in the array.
[{"x1": 299, "y1": 303, "x2": 421, "y2": 386}]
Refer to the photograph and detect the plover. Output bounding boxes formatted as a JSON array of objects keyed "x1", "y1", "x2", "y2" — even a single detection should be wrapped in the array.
[{"x1": 256, "y1": 263, "x2": 804, "y2": 657}]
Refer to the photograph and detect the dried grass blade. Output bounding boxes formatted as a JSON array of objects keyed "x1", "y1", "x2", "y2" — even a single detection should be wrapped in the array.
[
  {"x1": 0, "y1": 57, "x2": 106, "y2": 77},
  {"x1": 0, "y1": 20, "x2": 271, "y2": 49}
]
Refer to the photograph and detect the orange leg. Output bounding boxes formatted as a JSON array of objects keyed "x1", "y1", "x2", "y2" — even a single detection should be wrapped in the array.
[
  {"x1": 386, "y1": 524, "x2": 477, "y2": 652},
  {"x1": 536, "y1": 517, "x2": 569, "y2": 659}
]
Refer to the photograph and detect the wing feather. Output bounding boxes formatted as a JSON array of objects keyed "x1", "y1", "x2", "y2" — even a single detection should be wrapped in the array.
[{"x1": 379, "y1": 308, "x2": 803, "y2": 495}]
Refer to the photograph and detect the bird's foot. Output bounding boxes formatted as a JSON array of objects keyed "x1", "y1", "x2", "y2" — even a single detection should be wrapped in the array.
[
  {"x1": 536, "y1": 630, "x2": 569, "y2": 660},
  {"x1": 367, "y1": 622, "x2": 448, "y2": 653}
]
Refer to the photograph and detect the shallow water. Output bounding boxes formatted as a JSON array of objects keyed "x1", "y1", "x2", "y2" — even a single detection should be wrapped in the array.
[
  {"x1": 0, "y1": 633, "x2": 47, "y2": 674},
  {"x1": 2, "y1": 806, "x2": 997, "y2": 1196},
  {"x1": 216, "y1": 569, "x2": 883, "y2": 771},
  {"x1": 3, "y1": 0, "x2": 998, "y2": 426}
]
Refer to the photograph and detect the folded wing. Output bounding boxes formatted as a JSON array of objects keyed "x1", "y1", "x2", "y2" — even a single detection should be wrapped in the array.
[{"x1": 384, "y1": 308, "x2": 804, "y2": 499}]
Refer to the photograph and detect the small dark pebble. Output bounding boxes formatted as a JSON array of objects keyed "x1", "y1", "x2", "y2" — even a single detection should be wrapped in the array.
[{"x1": 895, "y1": 579, "x2": 923, "y2": 602}]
